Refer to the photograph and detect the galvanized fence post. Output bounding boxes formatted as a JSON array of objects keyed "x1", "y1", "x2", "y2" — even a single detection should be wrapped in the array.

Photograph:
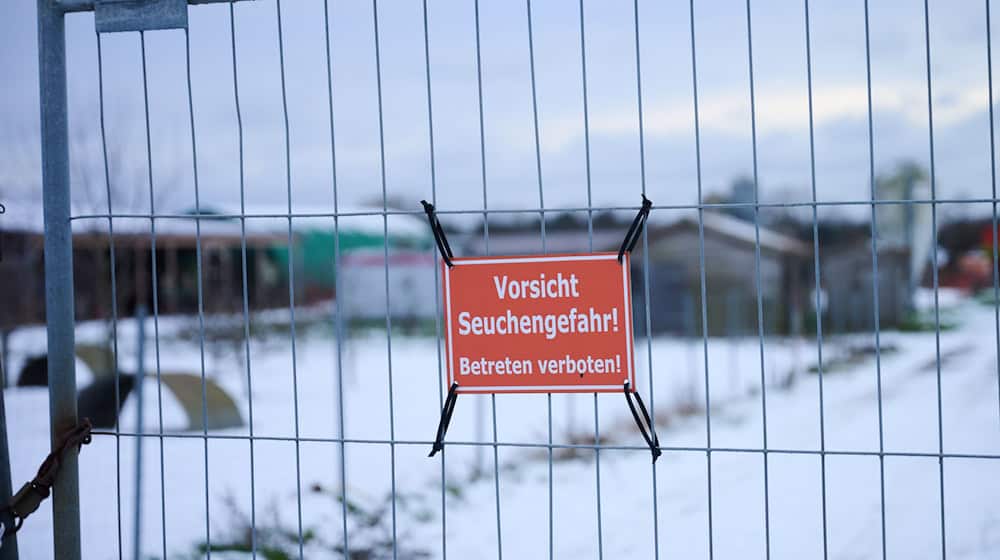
[
  {"x1": 37, "y1": 1, "x2": 82, "y2": 559},
  {"x1": 0, "y1": 352, "x2": 18, "y2": 560}
]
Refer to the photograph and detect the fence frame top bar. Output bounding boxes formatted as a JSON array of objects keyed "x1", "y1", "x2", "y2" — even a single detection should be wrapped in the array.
[{"x1": 57, "y1": 0, "x2": 251, "y2": 15}]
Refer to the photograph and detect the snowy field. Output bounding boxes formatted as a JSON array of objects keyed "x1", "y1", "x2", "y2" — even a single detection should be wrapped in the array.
[{"x1": 5, "y1": 296, "x2": 1000, "y2": 559}]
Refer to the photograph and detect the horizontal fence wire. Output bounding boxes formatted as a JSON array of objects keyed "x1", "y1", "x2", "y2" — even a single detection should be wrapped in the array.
[
  {"x1": 44, "y1": 0, "x2": 1000, "y2": 558},
  {"x1": 86, "y1": 431, "x2": 1000, "y2": 460},
  {"x1": 64, "y1": 197, "x2": 1000, "y2": 222}
]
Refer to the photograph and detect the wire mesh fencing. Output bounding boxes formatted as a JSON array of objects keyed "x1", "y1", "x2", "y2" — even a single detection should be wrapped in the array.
[{"x1": 22, "y1": 0, "x2": 1000, "y2": 558}]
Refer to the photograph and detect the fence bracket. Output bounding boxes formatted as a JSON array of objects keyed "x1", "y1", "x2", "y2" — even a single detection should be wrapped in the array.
[
  {"x1": 624, "y1": 381, "x2": 661, "y2": 463},
  {"x1": 618, "y1": 194, "x2": 653, "y2": 263},
  {"x1": 420, "y1": 200, "x2": 455, "y2": 268},
  {"x1": 95, "y1": 0, "x2": 187, "y2": 33},
  {"x1": 428, "y1": 383, "x2": 459, "y2": 457}
]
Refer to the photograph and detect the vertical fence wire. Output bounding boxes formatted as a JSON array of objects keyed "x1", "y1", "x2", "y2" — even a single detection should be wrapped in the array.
[
  {"x1": 418, "y1": 1, "x2": 450, "y2": 559},
  {"x1": 272, "y1": 1, "x2": 307, "y2": 556},
  {"x1": 987, "y1": 0, "x2": 1000, "y2": 431},
  {"x1": 369, "y1": 2, "x2": 400, "y2": 557},
  {"x1": 861, "y1": 1, "x2": 890, "y2": 558},
  {"x1": 132, "y1": 305, "x2": 145, "y2": 560},
  {"x1": 522, "y1": 2, "x2": 554, "y2": 558},
  {"x1": 181, "y1": 27, "x2": 215, "y2": 558},
  {"x1": 319, "y1": 0, "x2": 352, "y2": 555},
  {"x1": 801, "y1": 2, "x2": 829, "y2": 559},
  {"x1": 630, "y1": 1, "x2": 660, "y2": 557},
  {"x1": 228, "y1": 4, "x2": 259, "y2": 558},
  {"x1": 469, "y1": 2, "x2": 504, "y2": 557},
  {"x1": 989, "y1": 34, "x2": 1000, "y2": 560},
  {"x1": 574, "y1": 1, "x2": 604, "y2": 556},
  {"x1": 920, "y1": 0, "x2": 949, "y2": 556},
  {"x1": 687, "y1": 2, "x2": 716, "y2": 558},
  {"x1": 743, "y1": 1, "x2": 773, "y2": 557},
  {"x1": 138, "y1": 30, "x2": 170, "y2": 560},
  {"x1": 94, "y1": 31, "x2": 124, "y2": 560},
  {"x1": 139, "y1": 30, "x2": 175, "y2": 560}
]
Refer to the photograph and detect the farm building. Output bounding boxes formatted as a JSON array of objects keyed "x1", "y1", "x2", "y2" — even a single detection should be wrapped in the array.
[
  {"x1": 632, "y1": 212, "x2": 812, "y2": 336},
  {"x1": 820, "y1": 241, "x2": 912, "y2": 332},
  {"x1": 0, "y1": 204, "x2": 434, "y2": 328},
  {"x1": 459, "y1": 211, "x2": 813, "y2": 337}
]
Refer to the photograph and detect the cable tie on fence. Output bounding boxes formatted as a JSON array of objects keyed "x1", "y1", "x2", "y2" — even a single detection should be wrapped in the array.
[
  {"x1": 429, "y1": 383, "x2": 460, "y2": 457},
  {"x1": 2, "y1": 418, "x2": 92, "y2": 539},
  {"x1": 624, "y1": 381, "x2": 661, "y2": 463},
  {"x1": 420, "y1": 200, "x2": 454, "y2": 268},
  {"x1": 618, "y1": 194, "x2": 653, "y2": 264}
]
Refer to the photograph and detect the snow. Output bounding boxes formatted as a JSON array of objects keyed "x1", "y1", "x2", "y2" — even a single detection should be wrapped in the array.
[
  {"x1": 4, "y1": 300, "x2": 1000, "y2": 558},
  {"x1": 914, "y1": 286, "x2": 965, "y2": 311}
]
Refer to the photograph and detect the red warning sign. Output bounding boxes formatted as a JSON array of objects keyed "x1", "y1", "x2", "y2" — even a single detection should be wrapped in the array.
[{"x1": 443, "y1": 253, "x2": 635, "y2": 394}]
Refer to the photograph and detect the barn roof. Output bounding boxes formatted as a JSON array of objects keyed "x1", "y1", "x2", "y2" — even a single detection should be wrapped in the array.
[
  {"x1": 650, "y1": 211, "x2": 811, "y2": 257},
  {"x1": 2, "y1": 202, "x2": 430, "y2": 241}
]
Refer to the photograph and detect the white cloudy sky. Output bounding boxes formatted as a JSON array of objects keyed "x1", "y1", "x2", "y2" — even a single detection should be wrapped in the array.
[{"x1": 2, "y1": 0, "x2": 1000, "y2": 224}]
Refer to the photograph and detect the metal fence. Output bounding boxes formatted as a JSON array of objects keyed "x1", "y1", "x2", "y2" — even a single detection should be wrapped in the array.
[{"x1": 26, "y1": 0, "x2": 1000, "y2": 558}]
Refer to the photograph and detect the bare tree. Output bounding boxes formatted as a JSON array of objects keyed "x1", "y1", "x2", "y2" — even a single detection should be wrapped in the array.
[
  {"x1": 0, "y1": 103, "x2": 184, "y2": 341},
  {"x1": 0, "y1": 102, "x2": 179, "y2": 221}
]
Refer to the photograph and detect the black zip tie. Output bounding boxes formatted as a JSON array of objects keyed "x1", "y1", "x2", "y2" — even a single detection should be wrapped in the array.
[
  {"x1": 618, "y1": 194, "x2": 653, "y2": 264},
  {"x1": 624, "y1": 381, "x2": 661, "y2": 463},
  {"x1": 420, "y1": 200, "x2": 454, "y2": 268},
  {"x1": 429, "y1": 382, "x2": 460, "y2": 457}
]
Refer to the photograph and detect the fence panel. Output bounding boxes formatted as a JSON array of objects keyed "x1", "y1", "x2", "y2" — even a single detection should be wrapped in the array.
[{"x1": 20, "y1": 0, "x2": 1000, "y2": 559}]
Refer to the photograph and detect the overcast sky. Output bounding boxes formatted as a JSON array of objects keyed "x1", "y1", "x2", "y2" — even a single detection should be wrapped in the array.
[{"x1": 3, "y1": 0, "x2": 1000, "y2": 227}]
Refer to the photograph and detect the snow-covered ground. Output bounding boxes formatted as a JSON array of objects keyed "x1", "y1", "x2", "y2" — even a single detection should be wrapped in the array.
[{"x1": 5, "y1": 298, "x2": 1000, "y2": 558}]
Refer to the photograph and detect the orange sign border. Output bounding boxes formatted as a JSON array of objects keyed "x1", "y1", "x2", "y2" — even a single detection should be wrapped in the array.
[{"x1": 442, "y1": 252, "x2": 635, "y2": 394}]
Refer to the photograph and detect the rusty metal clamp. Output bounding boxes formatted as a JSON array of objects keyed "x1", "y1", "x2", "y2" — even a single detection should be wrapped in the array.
[{"x1": 2, "y1": 418, "x2": 92, "y2": 539}]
